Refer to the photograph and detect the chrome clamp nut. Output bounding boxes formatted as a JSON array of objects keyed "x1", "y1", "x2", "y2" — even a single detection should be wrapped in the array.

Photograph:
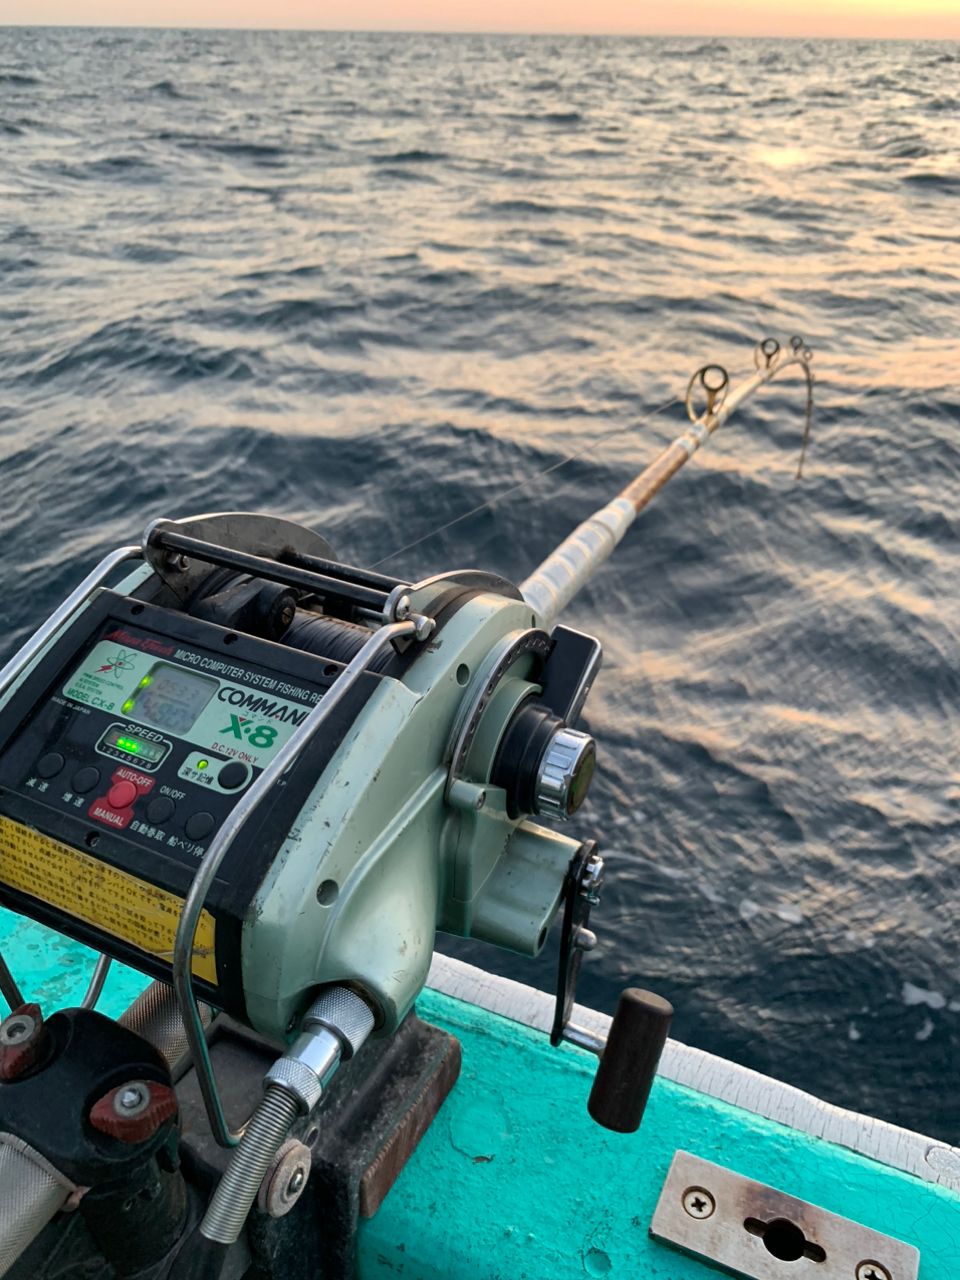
[
  {"x1": 302, "y1": 987, "x2": 375, "y2": 1059},
  {"x1": 263, "y1": 1057, "x2": 325, "y2": 1115}
]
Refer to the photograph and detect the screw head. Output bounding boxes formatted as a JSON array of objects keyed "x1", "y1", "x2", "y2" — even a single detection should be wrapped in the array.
[
  {"x1": 394, "y1": 594, "x2": 411, "y2": 621},
  {"x1": 682, "y1": 1187, "x2": 715, "y2": 1219},
  {"x1": 0, "y1": 1017, "x2": 34, "y2": 1045},
  {"x1": 413, "y1": 614, "x2": 435, "y2": 642},
  {"x1": 856, "y1": 1264, "x2": 892, "y2": 1280},
  {"x1": 0, "y1": 1005, "x2": 45, "y2": 1081},
  {"x1": 258, "y1": 1138, "x2": 312, "y2": 1218},
  {"x1": 116, "y1": 1083, "x2": 149, "y2": 1114},
  {"x1": 90, "y1": 1080, "x2": 177, "y2": 1142}
]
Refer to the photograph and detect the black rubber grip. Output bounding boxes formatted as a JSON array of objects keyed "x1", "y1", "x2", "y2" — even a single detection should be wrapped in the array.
[{"x1": 587, "y1": 988, "x2": 673, "y2": 1133}]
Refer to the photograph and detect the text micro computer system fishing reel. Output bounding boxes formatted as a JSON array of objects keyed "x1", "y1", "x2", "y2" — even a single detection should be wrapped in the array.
[{"x1": 0, "y1": 338, "x2": 813, "y2": 1280}]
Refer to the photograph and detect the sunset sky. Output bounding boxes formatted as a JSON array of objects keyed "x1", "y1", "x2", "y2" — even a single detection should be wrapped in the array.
[{"x1": 2, "y1": 0, "x2": 959, "y2": 39}]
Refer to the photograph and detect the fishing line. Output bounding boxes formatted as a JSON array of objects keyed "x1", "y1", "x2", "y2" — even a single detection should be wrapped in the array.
[
  {"x1": 795, "y1": 359, "x2": 815, "y2": 480},
  {"x1": 369, "y1": 390, "x2": 686, "y2": 571},
  {"x1": 369, "y1": 347, "x2": 812, "y2": 572}
]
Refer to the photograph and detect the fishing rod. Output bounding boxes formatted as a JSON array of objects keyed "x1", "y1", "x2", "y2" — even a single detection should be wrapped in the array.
[
  {"x1": 0, "y1": 335, "x2": 814, "y2": 1280},
  {"x1": 522, "y1": 335, "x2": 815, "y2": 626}
]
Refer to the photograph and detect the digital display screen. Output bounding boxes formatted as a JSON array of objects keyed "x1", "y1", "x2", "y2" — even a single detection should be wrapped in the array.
[
  {"x1": 99, "y1": 726, "x2": 168, "y2": 764},
  {"x1": 121, "y1": 663, "x2": 217, "y2": 737}
]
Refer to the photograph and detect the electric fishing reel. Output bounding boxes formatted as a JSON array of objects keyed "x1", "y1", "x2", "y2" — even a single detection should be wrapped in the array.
[
  {"x1": 0, "y1": 512, "x2": 662, "y2": 1141},
  {"x1": 0, "y1": 513, "x2": 600, "y2": 1034}
]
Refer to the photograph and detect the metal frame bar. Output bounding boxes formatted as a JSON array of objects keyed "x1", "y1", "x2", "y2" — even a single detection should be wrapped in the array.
[
  {"x1": 171, "y1": 618, "x2": 421, "y2": 1147},
  {"x1": 149, "y1": 530, "x2": 392, "y2": 615},
  {"x1": 283, "y1": 549, "x2": 407, "y2": 594},
  {"x1": 0, "y1": 955, "x2": 25, "y2": 1012},
  {"x1": 79, "y1": 955, "x2": 112, "y2": 1010},
  {"x1": 0, "y1": 546, "x2": 143, "y2": 1013},
  {"x1": 0, "y1": 546, "x2": 142, "y2": 700}
]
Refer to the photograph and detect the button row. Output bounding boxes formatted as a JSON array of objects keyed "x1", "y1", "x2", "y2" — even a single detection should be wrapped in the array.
[
  {"x1": 35, "y1": 758, "x2": 110, "y2": 796},
  {"x1": 33, "y1": 753, "x2": 220, "y2": 843},
  {"x1": 35, "y1": 754, "x2": 247, "y2": 795},
  {"x1": 37, "y1": 755, "x2": 104, "y2": 794},
  {"x1": 142, "y1": 795, "x2": 214, "y2": 839}
]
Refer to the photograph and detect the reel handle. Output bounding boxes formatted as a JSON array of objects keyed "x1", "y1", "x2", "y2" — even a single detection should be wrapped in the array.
[{"x1": 587, "y1": 988, "x2": 673, "y2": 1133}]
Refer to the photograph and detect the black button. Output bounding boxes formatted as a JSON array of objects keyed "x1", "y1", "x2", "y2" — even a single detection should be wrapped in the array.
[
  {"x1": 71, "y1": 766, "x2": 101, "y2": 795},
  {"x1": 36, "y1": 753, "x2": 65, "y2": 779},
  {"x1": 217, "y1": 761, "x2": 249, "y2": 791},
  {"x1": 146, "y1": 796, "x2": 176, "y2": 825},
  {"x1": 185, "y1": 811, "x2": 216, "y2": 841}
]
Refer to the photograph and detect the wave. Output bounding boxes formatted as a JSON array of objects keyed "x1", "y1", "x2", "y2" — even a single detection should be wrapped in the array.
[
  {"x1": 49, "y1": 154, "x2": 164, "y2": 183},
  {"x1": 535, "y1": 110, "x2": 583, "y2": 125},
  {"x1": 149, "y1": 79, "x2": 187, "y2": 99},
  {"x1": 903, "y1": 172, "x2": 960, "y2": 193},
  {"x1": 25, "y1": 320, "x2": 260, "y2": 388},
  {"x1": 371, "y1": 149, "x2": 449, "y2": 164}
]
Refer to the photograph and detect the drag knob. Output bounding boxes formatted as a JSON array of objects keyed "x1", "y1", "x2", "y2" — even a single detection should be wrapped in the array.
[
  {"x1": 535, "y1": 727, "x2": 596, "y2": 820},
  {"x1": 492, "y1": 699, "x2": 596, "y2": 820}
]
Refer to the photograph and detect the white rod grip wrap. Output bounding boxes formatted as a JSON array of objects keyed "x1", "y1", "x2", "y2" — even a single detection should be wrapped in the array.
[{"x1": 521, "y1": 497, "x2": 636, "y2": 627}]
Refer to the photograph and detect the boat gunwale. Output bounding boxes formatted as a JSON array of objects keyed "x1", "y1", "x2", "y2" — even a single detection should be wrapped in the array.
[{"x1": 427, "y1": 952, "x2": 960, "y2": 1194}]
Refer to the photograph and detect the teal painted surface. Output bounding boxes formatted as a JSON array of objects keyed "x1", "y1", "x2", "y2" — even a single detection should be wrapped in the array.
[
  {"x1": 2, "y1": 911, "x2": 957, "y2": 1278},
  {"x1": 0, "y1": 907, "x2": 148, "y2": 1016},
  {"x1": 358, "y1": 989, "x2": 960, "y2": 1280}
]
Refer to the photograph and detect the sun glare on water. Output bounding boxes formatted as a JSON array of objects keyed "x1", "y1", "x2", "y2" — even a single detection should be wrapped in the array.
[{"x1": 751, "y1": 146, "x2": 816, "y2": 170}]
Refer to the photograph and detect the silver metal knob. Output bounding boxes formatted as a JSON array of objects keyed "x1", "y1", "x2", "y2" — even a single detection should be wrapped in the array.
[{"x1": 534, "y1": 727, "x2": 596, "y2": 820}]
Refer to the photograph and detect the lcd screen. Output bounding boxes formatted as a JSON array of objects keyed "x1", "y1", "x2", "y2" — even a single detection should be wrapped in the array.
[{"x1": 122, "y1": 663, "x2": 217, "y2": 737}]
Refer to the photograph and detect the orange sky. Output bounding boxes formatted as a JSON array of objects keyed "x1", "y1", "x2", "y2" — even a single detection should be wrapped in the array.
[{"x1": 1, "y1": 0, "x2": 959, "y2": 38}]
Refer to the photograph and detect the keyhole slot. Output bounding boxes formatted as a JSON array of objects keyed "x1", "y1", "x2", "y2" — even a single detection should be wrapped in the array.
[{"x1": 744, "y1": 1217, "x2": 827, "y2": 1264}]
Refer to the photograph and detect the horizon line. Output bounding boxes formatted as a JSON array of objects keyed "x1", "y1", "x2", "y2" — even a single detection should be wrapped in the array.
[{"x1": 1, "y1": 21, "x2": 957, "y2": 41}]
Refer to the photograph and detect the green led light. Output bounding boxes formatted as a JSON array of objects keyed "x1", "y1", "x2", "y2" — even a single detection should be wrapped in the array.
[
  {"x1": 197, "y1": 759, "x2": 209, "y2": 770},
  {"x1": 116, "y1": 737, "x2": 142, "y2": 753},
  {"x1": 121, "y1": 700, "x2": 135, "y2": 714},
  {"x1": 138, "y1": 676, "x2": 152, "y2": 687}
]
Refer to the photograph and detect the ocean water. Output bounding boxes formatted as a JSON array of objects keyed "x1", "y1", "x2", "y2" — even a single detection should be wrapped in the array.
[{"x1": 1, "y1": 27, "x2": 958, "y2": 1143}]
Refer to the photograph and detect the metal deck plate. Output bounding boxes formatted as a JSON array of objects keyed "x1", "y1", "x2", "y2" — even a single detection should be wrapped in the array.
[{"x1": 651, "y1": 1151, "x2": 920, "y2": 1280}]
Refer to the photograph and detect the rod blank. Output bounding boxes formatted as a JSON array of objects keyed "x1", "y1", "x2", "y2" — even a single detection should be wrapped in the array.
[{"x1": 521, "y1": 342, "x2": 813, "y2": 626}]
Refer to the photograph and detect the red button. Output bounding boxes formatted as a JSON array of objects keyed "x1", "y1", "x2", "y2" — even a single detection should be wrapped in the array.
[
  {"x1": 87, "y1": 801, "x2": 133, "y2": 831},
  {"x1": 112, "y1": 768, "x2": 154, "y2": 795},
  {"x1": 107, "y1": 780, "x2": 138, "y2": 810}
]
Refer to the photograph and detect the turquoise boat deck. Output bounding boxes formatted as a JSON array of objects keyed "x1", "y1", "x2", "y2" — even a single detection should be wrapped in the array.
[
  {"x1": 363, "y1": 986, "x2": 960, "y2": 1279},
  {"x1": 3, "y1": 909, "x2": 959, "y2": 1279}
]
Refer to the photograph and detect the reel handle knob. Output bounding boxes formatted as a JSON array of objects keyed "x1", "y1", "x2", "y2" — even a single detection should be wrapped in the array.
[{"x1": 587, "y1": 988, "x2": 673, "y2": 1133}]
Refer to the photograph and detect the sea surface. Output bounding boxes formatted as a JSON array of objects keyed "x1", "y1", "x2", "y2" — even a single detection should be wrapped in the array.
[{"x1": 1, "y1": 27, "x2": 958, "y2": 1143}]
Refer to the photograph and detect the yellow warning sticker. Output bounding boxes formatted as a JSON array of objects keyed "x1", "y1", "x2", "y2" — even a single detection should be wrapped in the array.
[{"x1": 0, "y1": 816, "x2": 217, "y2": 985}]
